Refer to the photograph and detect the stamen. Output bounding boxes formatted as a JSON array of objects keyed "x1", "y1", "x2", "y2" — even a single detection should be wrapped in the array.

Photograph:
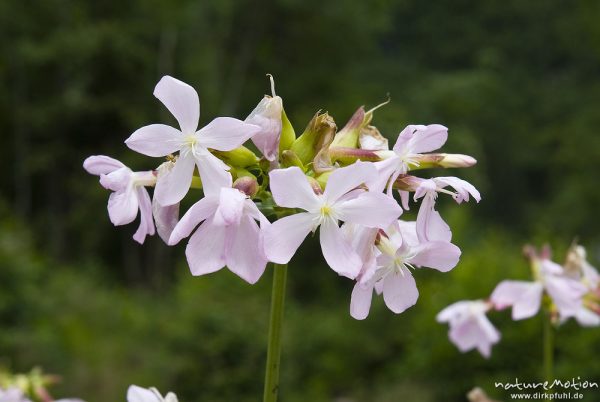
[{"x1": 266, "y1": 74, "x2": 276, "y2": 97}]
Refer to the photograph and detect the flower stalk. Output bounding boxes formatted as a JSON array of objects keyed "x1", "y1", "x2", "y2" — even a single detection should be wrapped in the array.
[{"x1": 263, "y1": 263, "x2": 288, "y2": 402}]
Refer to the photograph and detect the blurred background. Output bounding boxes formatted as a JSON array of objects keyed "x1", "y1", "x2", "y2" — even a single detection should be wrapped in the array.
[{"x1": 1, "y1": 0, "x2": 600, "y2": 401}]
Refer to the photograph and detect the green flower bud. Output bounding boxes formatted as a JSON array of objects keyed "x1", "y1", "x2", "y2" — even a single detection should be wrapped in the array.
[
  {"x1": 330, "y1": 106, "x2": 366, "y2": 148},
  {"x1": 279, "y1": 107, "x2": 296, "y2": 154},
  {"x1": 290, "y1": 111, "x2": 336, "y2": 165},
  {"x1": 213, "y1": 146, "x2": 260, "y2": 168},
  {"x1": 281, "y1": 149, "x2": 306, "y2": 170}
]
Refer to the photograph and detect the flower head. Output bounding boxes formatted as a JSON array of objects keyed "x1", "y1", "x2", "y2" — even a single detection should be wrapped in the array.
[{"x1": 127, "y1": 385, "x2": 177, "y2": 402}]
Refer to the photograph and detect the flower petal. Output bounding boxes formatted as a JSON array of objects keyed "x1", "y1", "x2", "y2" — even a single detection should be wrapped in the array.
[
  {"x1": 168, "y1": 195, "x2": 219, "y2": 245},
  {"x1": 350, "y1": 282, "x2": 374, "y2": 320},
  {"x1": 197, "y1": 117, "x2": 261, "y2": 151},
  {"x1": 154, "y1": 153, "x2": 196, "y2": 206},
  {"x1": 490, "y1": 280, "x2": 543, "y2": 320},
  {"x1": 152, "y1": 199, "x2": 180, "y2": 244},
  {"x1": 226, "y1": 215, "x2": 268, "y2": 284},
  {"x1": 185, "y1": 217, "x2": 227, "y2": 276},
  {"x1": 263, "y1": 212, "x2": 315, "y2": 264},
  {"x1": 433, "y1": 176, "x2": 481, "y2": 203},
  {"x1": 213, "y1": 187, "x2": 246, "y2": 226},
  {"x1": 382, "y1": 270, "x2": 419, "y2": 314},
  {"x1": 127, "y1": 385, "x2": 161, "y2": 402},
  {"x1": 320, "y1": 218, "x2": 363, "y2": 278},
  {"x1": 125, "y1": 124, "x2": 183, "y2": 157},
  {"x1": 133, "y1": 187, "x2": 155, "y2": 244},
  {"x1": 336, "y1": 192, "x2": 401, "y2": 228},
  {"x1": 107, "y1": 188, "x2": 139, "y2": 226},
  {"x1": 406, "y1": 124, "x2": 448, "y2": 154},
  {"x1": 154, "y1": 75, "x2": 199, "y2": 134},
  {"x1": 195, "y1": 151, "x2": 233, "y2": 197},
  {"x1": 246, "y1": 96, "x2": 283, "y2": 161},
  {"x1": 99, "y1": 167, "x2": 133, "y2": 192},
  {"x1": 323, "y1": 161, "x2": 377, "y2": 203},
  {"x1": 269, "y1": 167, "x2": 320, "y2": 210},
  {"x1": 83, "y1": 155, "x2": 125, "y2": 175},
  {"x1": 544, "y1": 275, "x2": 586, "y2": 318},
  {"x1": 410, "y1": 241, "x2": 461, "y2": 272}
]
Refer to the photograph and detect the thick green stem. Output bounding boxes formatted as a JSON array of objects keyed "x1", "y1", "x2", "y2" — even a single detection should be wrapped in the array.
[
  {"x1": 263, "y1": 263, "x2": 288, "y2": 402},
  {"x1": 543, "y1": 310, "x2": 554, "y2": 402}
]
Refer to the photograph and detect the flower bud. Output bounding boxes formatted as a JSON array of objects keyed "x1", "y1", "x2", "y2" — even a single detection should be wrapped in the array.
[
  {"x1": 281, "y1": 149, "x2": 306, "y2": 170},
  {"x1": 290, "y1": 111, "x2": 336, "y2": 165},
  {"x1": 330, "y1": 106, "x2": 366, "y2": 148},
  {"x1": 279, "y1": 107, "x2": 296, "y2": 153},
  {"x1": 233, "y1": 176, "x2": 259, "y2": 197},
  {"x1": 213, "y1": 146, "x2": 260, "y2": 168},
  {"x1": 307, "y1": 176, "x2": 323, "y2": 195},
  {"x1": 329, "y1": 147, "x2": 383, "y2": 165},
  {"x1": 409, "y1": 153, "x2": 477, "y2": 170}
]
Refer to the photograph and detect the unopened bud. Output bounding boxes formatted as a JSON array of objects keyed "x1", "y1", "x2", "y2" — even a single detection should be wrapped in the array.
[
  {"x1": 409, "y1": 153, "x2": 477, "y2": 170},
  {"x1": 213, "y1": 146, "x2": 259, "y2": 168},
  {"x1": 233, "y1": 176, "x2": 259, "y2": 197},
  {"x1": 331, "y1": 106, "x2": 365, "y2": 148},
  {"x1": 329, "y1": 147, "x2": 383, "y2": 164},
  {"x1": 290, "y1": 111, "x2": 336, "y2": 165},
  {"x1": 307, "y1": 176, "x2": 323, "y2": 195},
  {"x1": 281, "y1": 149, "x2": 306, "y2": 170},
  {"x1": 279, "y1": 107, "x2": 296, "y2": 154}
]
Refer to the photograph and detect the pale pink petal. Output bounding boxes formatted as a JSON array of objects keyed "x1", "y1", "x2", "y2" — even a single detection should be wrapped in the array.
[
  {"x1": 99, "y1": 167, "x2": 132, "y2": 192},
  {"x1": 396, "y1": 220, "x2": 419, "y2": 247},
  {"x1": 382, "y1": 270, "x2": 419, "y2": 313},
  {"x1": 246, "y1": 96, "x2": 283, "y2": 161},
  {"x1": 415, "y1": 194, "x2": 435, "y2": 243},
  {"x1": 244, "y1": 200, "x2": 270, "y2": 228},
  {"x1": 399, "y1": 190, "x2": 410, "y2": 210},
  {"x1": 410, "y1": 241, "x2": 461, "y2": 272},
  {"x1": 83, "y1": 155, "x2": 125, "y2": 175},
  {"x1": 154, "y1": 153, "x2": 195, "y2": 206},
  {"x1": 125, "y1": 124, "x2": 182, "y2": 157},
  {"x1": 197, "y1": 117, "x2": 261, "y2": 151},
  {"x1": 350, "y1": 282, "x2": 374, "y2": 320},
  {"x1": 185, "y1": 217, "x2": 226, "y2": 276},
  {"x1": 269, "y1": 167, "x2": 320, "y2": 210},
  {"x1": 433, "y1": 176, "x2": 481, "y2": 203},
  {"x1": 107, "y1": 188, "x2": 138, "y2": 226},
  {"x1": 263, "y1": 212, "x2": 315, "y2": 263},
  {"x1": 323, "y1": 161, "x2": 378, "y2": 203},
  {"x1": 407, "y1": 124, "x2": 448, "y2": 153},
  {"x1": 226, "y1": 215, "x2": 268, "y2": 284},
  {"x1": 574, "y1": 308, "x2": 600, "y2": 327},
  {"x1": 366, "y1": 157, "x2": 399, "y2": 193},
  {"x1": 127, "y1": 385, "x2": 161, "y2": 402},
  {"x1": 168, "y1": 195, "x2": 219, "y2": 245},
  {"x1": 320, "y1": 218, "x2": 363, "y2": 278},
  {"x1": 490, "y1": 280, "x2": 543, "y2": 320},
  {"x1": 152, "y1": 199, "x2": 180, "y2": 244},
  {"x1": 133, "y1": 187, "x2": 155, "y2": 244},
  {"x1": 154, "y1": 75, "x2": 199, "y2": 134},
  {"x1": 436, "y1": 301, "x2": 471, "y2": 323},
  {"x1": 544, "y1": 276, "x2": 586, "y2": 318},
  {"x1": 425, "y1": 210, "x2": 452, "y2": 242},
  {"x1": 195, "y1": 151, "x2": 233, "y2": 196},
  {"x1": 336, "y1": 192, "x2": 402, "y2": 228},
  {"x1": 213, "y1": 188, "x2": 246, "y2": 226}
]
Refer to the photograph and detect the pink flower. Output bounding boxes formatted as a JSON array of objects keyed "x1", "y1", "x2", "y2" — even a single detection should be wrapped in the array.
[
  {"x1": 369, "y1": 124, "x2": 449, "y2": 194},
  {"x1": 490, "y1": 260, "x2": 587, "y2": 321},
  {"x1": 413, "y1": 177, "x2": 480, "y2": 243},
  {"x1": 168, "y1": 173, "x2": 268, "y2": 284},
  {"x1": 125, "y1": 76, "x2": 261, "y2": 206},
  {"x1": 127, "y1": 385, "x2": 177, "y2": 402},
  {"x1": 0, "y1": 387, "x2": 32, "y2": 402},
  {"x1": 245, "y1": 76, "x2": 283, "y2": 162},
  {"x1": 436, "y1": 300, "x2": 500, "y2": 358},
  {"x1": 349, "y1": 220, "x2": 461, "y2": 319},
  {"x1": 83, "y1": 155, "x2": 156, "y2": 244},
  {"x1": 263, "y1": 162, "x2": 402, "y2": 278}
]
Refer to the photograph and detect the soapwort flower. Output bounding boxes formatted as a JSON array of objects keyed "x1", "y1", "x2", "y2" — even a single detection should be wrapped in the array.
[
  {"x1": 350, "y1": 220, "x2": 461, "y2": 319},
  {"x1": 168, "y1": 172, "x2": 268, "y2": 284},
  {"x1": 125, "y1": 76, "x2": 260, "y2": 206},
  {"x1": 263, "y1": 162, "x2": 402, "y2": 278},
  {"x1": 436, "y1": 300, "x2": 500, "y2": 358},
  {"x1": 83, "y1": 155, "x2": 156, "y2": 243}
]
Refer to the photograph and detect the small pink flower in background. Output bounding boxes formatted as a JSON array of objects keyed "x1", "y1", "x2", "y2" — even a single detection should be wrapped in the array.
[
  {"x1": 125, "y1": 76, "x2": 261, "y2": 206},
  {"x1": 245, "y1": 75, "x2": 283, "y2": 162},
  {"x1": 263, "y1": 162, "x2": 402, "y2": 278},
  {"x1": 437, "y1": 300, "x2": 500, "y2": 358},
  {"x1": 0, "y1": 387, "x2": 32, "y2": 402},
  {"x1": 490, "y1": 259, "x2": 587, "y2": 321},
  {"x1": 127, "y1": 385, "x2": 177, "y2": 402},
  {"x1": 168, "y1": 172, "x2": 269, "y2": 284},
  {"x1": 350, "y1": 220, "x2": 461, "y2": 320},
  {"x1": 83, "y1": 155, "x2": 156, "y2": 244}
]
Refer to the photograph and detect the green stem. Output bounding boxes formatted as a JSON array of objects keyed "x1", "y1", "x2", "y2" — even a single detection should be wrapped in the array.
[
  {"x1": 543, "y1": 309, "x2": 554, "y2": 401},
  {"x1": 263, "y1": 263, "x2": 288, "y2": 402}
]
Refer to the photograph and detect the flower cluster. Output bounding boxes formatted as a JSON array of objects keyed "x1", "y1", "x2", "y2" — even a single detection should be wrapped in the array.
[
  {"x1": 437, "y1": 243, "x2": 600, "y2": 358},
  {"x1": 84, "y1": 75, "x2": 479, "y2": 318}
]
